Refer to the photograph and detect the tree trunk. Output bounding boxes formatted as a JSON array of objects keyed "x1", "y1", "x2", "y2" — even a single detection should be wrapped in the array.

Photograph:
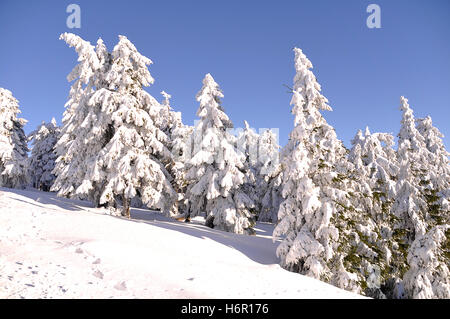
[
  {"x1": 205, "y1": 214, "x2": 215, "y2": 229},
  {"x1": 122, "y1": 192, "x2": 130, "y2": 219}
]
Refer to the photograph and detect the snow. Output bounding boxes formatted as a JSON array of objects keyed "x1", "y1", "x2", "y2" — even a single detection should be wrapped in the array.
[{"x1": 0, "y1": 187, "x2": 364, "y2": 299}]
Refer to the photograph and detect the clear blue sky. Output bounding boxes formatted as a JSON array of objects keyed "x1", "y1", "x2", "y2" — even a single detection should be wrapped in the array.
[{"x1": 0, "y1": 0, "x2": 449, "y2": 149}]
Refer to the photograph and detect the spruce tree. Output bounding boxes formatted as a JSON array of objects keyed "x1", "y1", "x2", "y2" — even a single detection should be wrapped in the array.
[
  {"x1": 160, "y1": 90, "x2": 194, "y2": 216},
  {"x1": 397, "y1": 110, "x2": 450, "y2": 298},
  {"x1": 415, "y1": 116, "x2": 450, "y2": 226},
  {"x1": 348, "y1": 127, "x2": 400, "y2": 298},
  {"x1": 184, "y1": 74, "x2": 256, "y2": 234},
  {"x1": 403, "y1": 224, "x2": 449, "y2": 298},
  {"x1": 52, "y1": 33, "x2": 176, "y2": 216},
  {"x1": 0, "y1": 88, "x2": 28, "y2": 189},
  {"x1": 391, "y1": 97, "x2": 429, "y2": 276},
  {"x1": 28, "y1": 118, "x2": 60, "y2": 191},
  {"x1": 51, "y1": 33, "x2": 103, "y2": 202},
  {"x1": 258, "y1": 128, "x2": 282, "y2": 223},
  {"x1": 273, "y1": 48, "x2": 365, "y2": 292},
  {"x1": 236, "y1": 121, "x2": 261, "y2": 216},
  {"x1": 170, "y1": 119, "x2": 194, "y2": 217}
]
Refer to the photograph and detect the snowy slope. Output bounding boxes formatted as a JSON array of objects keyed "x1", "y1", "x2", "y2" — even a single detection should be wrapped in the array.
[{"x1": 0, "y1": 187, "x2": 365, "y2": 299}]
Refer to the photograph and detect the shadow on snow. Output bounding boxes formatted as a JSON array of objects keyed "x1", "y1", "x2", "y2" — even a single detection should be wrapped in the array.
[{"x1": 0, "y1": 187, "x2": 281, "y2": 266}]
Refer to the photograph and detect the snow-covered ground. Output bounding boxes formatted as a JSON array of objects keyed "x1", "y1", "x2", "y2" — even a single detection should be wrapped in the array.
[{"x1": 0, "y1": 187, "x2": 364, "y2": 299}]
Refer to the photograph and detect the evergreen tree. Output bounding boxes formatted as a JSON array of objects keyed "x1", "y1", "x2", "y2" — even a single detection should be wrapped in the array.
[
  {"x1": 170, "y1": 119, "x2": 194, "y2": 217},
  {"x1": 236, "y1": 121, "x2": 261, "y2": 216},
  {"x1": 160, "y1": 90, "x2": 194, "y2": 216},
  {"x1": 51, "y1": 33, "x2": 104, "y2": 202},
  {"x1": 28, "y1": 118, "x2": 60, "y2": 191},
  {"x1": 396, "y1": 111, "x2": 450, "y2": 299},
  {"x1": 258, "y1": 128, "x2": 282, "y2": 223},
  {"x1": 415, "y1": 116, "x2": 450, "y2": 225},
  {"x1": 52, "y1": 33, "x2": 176, "y2": 216},
  {"x1": 184, "y1": 74, "x2": 256, "y2": 234},
  {"x1": 348, "y1": 127, "x2": 400, "y2": 298},
  {"x1": 273, "y1": 48, "x2": 364, "y2": 292},
  {"x1": 0, "y1": 88, "x2": 28, "y2": 189},
  {"x1": 391, "y1": 97, "x2": 429, "y2": 278},
  {"x1": 403, "y1": 224, "x2": 450, "y2": 298},
  {"x1": 81, "y1": 35, "x2": 176, "y2": 216}
]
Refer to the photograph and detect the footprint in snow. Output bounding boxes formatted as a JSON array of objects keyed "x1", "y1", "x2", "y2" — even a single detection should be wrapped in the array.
[
  {"x1": 92, "y1": 270, "x2": 104, "y2": 279},
  {"x1": 114, "y1": 281, "x2": 127, "y2": 291}
]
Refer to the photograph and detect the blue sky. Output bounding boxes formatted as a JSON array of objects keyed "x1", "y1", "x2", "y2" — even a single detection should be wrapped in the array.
[{"x1": 0, "y1": 0, "x2": 449, "y2": 149}]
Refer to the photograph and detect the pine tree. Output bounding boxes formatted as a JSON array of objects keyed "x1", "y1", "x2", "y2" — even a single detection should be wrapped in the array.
[
  {"x1": 170, "y1": 119, "x2": 194, "y2": 217},
  {"x1": 273, "y1": 48, "x2": 365, "y2": 292},
  {"x1": 52, "y1": 33, "x2": 176, "y2": 216},
  {"x1": 415, "y1": 116, "x2": 450, "y2": 226},
  {"x1": 28, "y1": 118, "x2": 60, "y2": 191},
  {"x1": 159, "y1": 91, "x2": 183, "y2": 139},
  {"x1": 51, "y1": 33, "x2": 103, "y2": 202},
  {"x1": 160, "y1": 90, "x2": 194, "y2": 216},
  {"x1": 397, "y1": 112, "x2": 450, "y2": 299},
  {"x1": 184, "y1": 74, "x2": 256, "y2": 234},
  {"x1": 348, "y1": 127, "x2": 400, "y2": 298},
  {"x1": 0, "y1": 88, "x2": 28, "y2": 189},
  {"x1": 394, "y1": 97, "x2": 429, "y2": 236},
  {"x1": 403, "y1": 224, "x2": 450, "y2": 298},
  {"x1": 258, "y1": 128, "x2": 282, "y2": 223},
  {"x1": 236, "y1": 121, "x2": 261, "y2": 216},
  {"x1": 391, "y1": 97, "x2": 429, "y2": 280},
  {"x1": 83, "y1": 35, "x2": 176, "y2": 216}
]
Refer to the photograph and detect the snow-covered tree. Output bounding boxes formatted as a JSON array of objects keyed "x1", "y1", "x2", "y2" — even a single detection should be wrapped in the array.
[
  {"x1": 391, "y1": 97, "x2": 429, "y2": 261},
  {"x1": 28, "y1": 118, "x2": 60, "y2": 191},
  {"x1": 82, "y1": 35, "x2": 177, "y2": 216},
  {"x1": 159, "y1": 91, "x2": 183, "y2": 139},
  {"x1": 160, "y1": 90, "x2": 194, "y2": 216},
  {"x1": 184, "y1": 74, "x2": 256, "y2": 234},
  {"x1": 273, "y1": 48, "x2": 365, "y2": 293},
  {"x1": 389, "y1": 96, "x2": 450, "y2": 299},
  {"x1": 348, "y1": 127, "x2": 400, "y2": 298},
  {"x1": 236, "y1": 123, "x2": 282, "y2": 223},
  {"x1": 236, "y1": 121, "x2": 261, "y2": 215},
  {"x1": 52, "y1": 33, "x2": 176, "y2": 216},
  {"x1": 258, "y1": 128, "x2": 282, "y2": 223},
  {"x1": 403, "y1": 225, "x2": 450, "y2": 298},
  {"x1": 51, "y1": 33, "x2": 103, "y2": 203},
  {"x1": 0, "y1": 88, "x2": 28, "y2": 189},
  {"x1": 390, "y1": 108, "x2": 450, "y2": 299},
  {"x1": 415, "y1": 116, "x2": 450, "y2": 226},
  {"x1": 348, "y1": 128, "x2": 399, "y2": 234},
  {"x1": 169, "y1": 120, "x2": 194, "y2": 216}
]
